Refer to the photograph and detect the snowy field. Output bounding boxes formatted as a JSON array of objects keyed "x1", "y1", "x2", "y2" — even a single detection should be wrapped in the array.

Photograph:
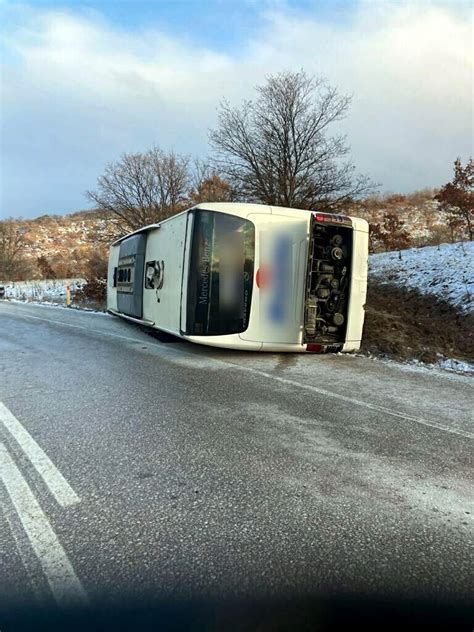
[
  {"x1": 370, "y1": 241, "x2": 474, "y2": 313},
  {"x1": 1, "y1": 278, "x2": 85, "y2": 304}
]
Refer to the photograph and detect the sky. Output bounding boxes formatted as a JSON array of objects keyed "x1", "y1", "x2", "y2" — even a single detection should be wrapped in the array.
[{"x1": 0, "y1": 0, "x2": 472, "y2": 219}]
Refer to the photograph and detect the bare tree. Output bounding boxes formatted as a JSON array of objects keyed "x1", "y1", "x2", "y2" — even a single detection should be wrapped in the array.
[
  {"x1": 189, "y1": 160, "x2": 235, "y2": 204},
  {"x1": 86, "y1": 146, "x2": 191, "y2": 237},
  {"x1": 381, "y1": 213, "x2": 411, "y2": 256},
  {"x1": 84, "y1": 249, "x2": 108, "y2": 280},
  {"x1": 446, "y1": 214, "x2": 464, "y2": 243},
  {"x1": 209, "y1": 70, "x2": 375, "y2": 210},
  {"x1": 0, "y1": 220, "x2": 30, "y2": 281},
  {"x1": 37, "y1": 255, "x2": 56, "y2": 279},
  {"x1": 369, "y1": 213, "x2": 411, "y2": 255},
  {"x1": 428, "y1": 224, "x2": 450, "y2": 250},
  {"x1": 368, "y1": 222, "x2": 384, "y2": 253},
  {"x1": 435, "y1": 158, "x2": 473, "y2": 241}
]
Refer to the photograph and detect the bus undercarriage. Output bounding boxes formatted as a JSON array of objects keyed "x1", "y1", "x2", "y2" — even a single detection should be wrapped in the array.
[{"x1": 304, "y1": 213, "x2": 353, "y2": 351}]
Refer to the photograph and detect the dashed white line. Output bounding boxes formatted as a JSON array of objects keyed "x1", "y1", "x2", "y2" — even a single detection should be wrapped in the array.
[
  {"x1": 0, "y1": 402, "x2": 80, "y2": 507},
  {"x1": 0, "y1": 443, "x2": 88, "y2": 606}
]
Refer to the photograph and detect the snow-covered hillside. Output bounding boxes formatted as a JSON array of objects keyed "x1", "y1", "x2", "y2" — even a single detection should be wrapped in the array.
[{"x1": 369, "y1": 242, "x2": 474, "y2": 314}]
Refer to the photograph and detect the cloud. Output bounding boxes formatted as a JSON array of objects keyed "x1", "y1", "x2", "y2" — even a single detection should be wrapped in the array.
[{"x1": 1, "y1": 1, "x2": 472, "y2": 217}]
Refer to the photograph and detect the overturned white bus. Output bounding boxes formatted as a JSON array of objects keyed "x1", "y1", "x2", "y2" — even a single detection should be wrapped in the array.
[{"x1": 107, "y1": 203, "x2": 369, "y2": 352}]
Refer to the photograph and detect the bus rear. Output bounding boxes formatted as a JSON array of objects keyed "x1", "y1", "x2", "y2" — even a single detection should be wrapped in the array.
[{"x1": 183, "y1": 204, "x2": 368, "y2": 352}]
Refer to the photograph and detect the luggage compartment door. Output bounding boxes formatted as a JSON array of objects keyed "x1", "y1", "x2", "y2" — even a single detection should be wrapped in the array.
[{"x1": 117, "y1": 233, "x2": 146, "y2": 318}]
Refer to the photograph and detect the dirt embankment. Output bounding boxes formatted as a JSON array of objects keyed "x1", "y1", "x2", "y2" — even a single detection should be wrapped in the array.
[{"x1": 361, "y1": 281, "x2": 474, "y2": 364}]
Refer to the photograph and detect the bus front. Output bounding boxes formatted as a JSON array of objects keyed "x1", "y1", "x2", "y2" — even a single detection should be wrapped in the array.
[
  {"x1": 183, "y1": 208, "x2": 258, "y2": 349},
  {"x1": 183, "y1": 205, "x2": 368, "y2": 352}
]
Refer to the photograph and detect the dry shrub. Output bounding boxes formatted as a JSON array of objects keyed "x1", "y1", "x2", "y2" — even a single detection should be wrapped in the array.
[
  {"x1": 73, "y1": 278, "x2": 107, "y2": 310},
  {"x1": 71, "y1": 252, "x2": 108, "y2": 309}
]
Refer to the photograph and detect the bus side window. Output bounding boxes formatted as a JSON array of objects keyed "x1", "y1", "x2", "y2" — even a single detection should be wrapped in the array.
[
  {"x1": 113, "y1": 267, "x2": 117, "y2": 287},
  {"x1": 145, "y1": 260, "x2": 165, "y2": 289},
  {"x1": 145, "y1": 262, "x2": 156, "y2": 289}
]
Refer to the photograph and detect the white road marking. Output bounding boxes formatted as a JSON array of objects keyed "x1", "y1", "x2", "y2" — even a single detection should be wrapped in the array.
[
  {"x1": 3, "y1": 306, "x2": 473, "y2": 440},
  {"x1": 0, "y1": 443, "x2": 88, "y2": 606},
  {"x1": 235, "y1": 366, "x2": 474, "y2": 440},
  {"x1": 0, "y1": 402, "x2": 80, "y2": 507}
]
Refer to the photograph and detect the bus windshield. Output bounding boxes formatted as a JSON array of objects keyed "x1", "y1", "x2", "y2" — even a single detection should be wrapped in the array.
[{"x1": 186, "y1": 210, "x2": 255, "y2": 335}]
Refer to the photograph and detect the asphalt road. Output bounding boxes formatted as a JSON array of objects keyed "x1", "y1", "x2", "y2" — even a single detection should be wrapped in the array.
[{"x1": 0, "y1": 301, "x2": 472, "y2": 630}]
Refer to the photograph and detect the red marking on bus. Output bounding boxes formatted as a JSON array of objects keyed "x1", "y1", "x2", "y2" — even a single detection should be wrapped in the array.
[
  {"x1": 256, "y1": 267, "x2": 271, "y2": 289},
  {"x1": 313, "y1": 212, "x2": 351, "y2": 224},
  {"x1": 306, "y1": 343, "x2": 323, "y2": 353}
]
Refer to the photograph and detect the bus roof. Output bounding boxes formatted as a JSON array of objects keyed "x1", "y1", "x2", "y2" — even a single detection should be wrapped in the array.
[
  {"x1": 110, "y1": 202, "x2": 366, "y2": 246},
  {"x1": 193, "y1": 202, "x2": 273, "y2": 214},
  {"x1": 111, "y1": 222, "x2": 162, "y2": 247}
]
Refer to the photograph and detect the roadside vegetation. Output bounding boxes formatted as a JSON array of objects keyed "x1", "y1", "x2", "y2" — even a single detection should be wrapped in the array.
[{"x1": 1, "y1": 70, "x2": 472, "y2": 369}]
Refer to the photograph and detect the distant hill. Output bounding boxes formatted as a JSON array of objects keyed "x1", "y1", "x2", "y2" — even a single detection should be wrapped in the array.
[
  {"x1": 12, "y1": 209, "x2": 108, "y2": 279},
  {"x1": 347, "y1": 190, "x2": 452, "y2": 246}
]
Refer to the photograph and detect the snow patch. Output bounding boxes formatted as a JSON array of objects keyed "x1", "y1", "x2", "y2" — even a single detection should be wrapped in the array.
[
  {"x1": 356, "y1": 352, "x2": 473, "y2": 378},
  {"x1": 369, "y1": 241, "x2": 474, "y2": 313},
  {"x1": 3, "y1": 279, "x2": 85, "y2": 303}
]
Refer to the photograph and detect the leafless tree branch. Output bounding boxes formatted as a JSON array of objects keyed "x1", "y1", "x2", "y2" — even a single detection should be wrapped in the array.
[
  {"x1": 86, "y1": 146, "x2": 192, "y2": 237},
  {"x1": 209, "y1": 70, "x2": 376, "y2": 210}
]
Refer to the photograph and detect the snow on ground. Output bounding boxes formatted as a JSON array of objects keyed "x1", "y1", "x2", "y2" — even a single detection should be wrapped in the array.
[
  {"x1": 369, "y1": 241, "x2": 474, "y2": 313},
  {"x1": 435, "y1": 357, "x2": 473, "y2": 375},
  {"x1": 2, "y1": 279, "x2": 84, "y2": 304},
  {"x1": 358, "y1": 353, "x2": 474, "y2": 377}
]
